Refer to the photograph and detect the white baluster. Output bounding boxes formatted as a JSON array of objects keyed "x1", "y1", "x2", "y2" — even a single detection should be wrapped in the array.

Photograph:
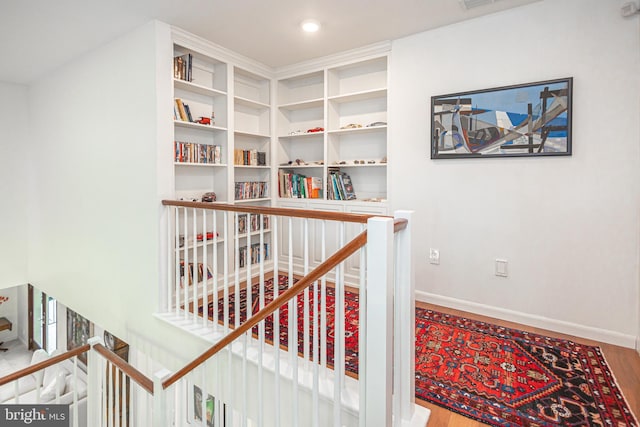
[
  {"x1": 272, "y1": 215, "x2": 281, "y2": 427},
  {"x1": 359, "y1": 223, "x2": 367, "y2": 427},
  {"x1": 183, "y1": 207, "x2": 189, "y2": 319},
  {"x1": 175, "y1": 207, "x2": 180, "y2": 316},
  {"x1": 193, "y1": 208, "x2": 198, "y2": 322},
  {"x1": 288, "y1": 217, "x2": 298, "y2": 427},
  {"x1": 203, "y1": 208, "x2": 208, "y2": 328}
]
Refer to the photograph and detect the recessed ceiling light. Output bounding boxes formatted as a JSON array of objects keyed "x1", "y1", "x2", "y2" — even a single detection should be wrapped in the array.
[{"x1": 301, "y1": 19, "x2": 320, "y2": 33}]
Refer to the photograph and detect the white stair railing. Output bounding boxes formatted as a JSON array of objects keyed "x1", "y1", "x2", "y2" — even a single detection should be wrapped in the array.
[{"x1": 83, "y1": 202, "x2": 422, "y2": 426}]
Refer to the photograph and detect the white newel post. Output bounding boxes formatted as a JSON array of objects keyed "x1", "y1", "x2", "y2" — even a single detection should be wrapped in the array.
[
  {"x1": 153, "y1": 369, "x2": 173, "y2": 427},
  {"x1": 87, "y1": 336, "x2": 104, "y2": 427},
  {"x1": 393, "y1": 210, "x2": 415, "y2": 422},
  {"x1": 365, "y1": 216, "x2": 394, "y2": 427}
]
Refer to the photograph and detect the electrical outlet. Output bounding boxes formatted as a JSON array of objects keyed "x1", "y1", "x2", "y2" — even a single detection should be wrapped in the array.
[
  {"x1": 429, "y1": 248, "x2": 440, "y2": 265},
  {"x1": 495, "y1": 259, "x2": 508, "y2": 277}
]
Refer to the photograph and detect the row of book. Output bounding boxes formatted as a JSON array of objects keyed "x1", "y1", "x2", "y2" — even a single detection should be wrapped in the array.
[
  {"x1": 174, "y1": 141, "x2": 222, "y2": 164},
  {"x1": 173, "y1": 54, "x2": 193, "y2": 82},
  {"x1": 234, "y1": 181, "x2": 269, "y2": 200},
  {"x1": 327, "y1": 168, "x2": 356, "y2": 200},
  {"x1": 239, "y1": 243, "x2": 270, "y2": 268},
  {"x1": 278, "y1": 170, "x2": 322, "y2": 199},
  {"x1": 237, "y1": 213, "x2": 270, "y2": 234},
  {"x1": 179, "y1": 260, "x2": 212, "y2": 287},
  {"x1": 234, "y1": 149, "x2": 267, "y2": 166}
]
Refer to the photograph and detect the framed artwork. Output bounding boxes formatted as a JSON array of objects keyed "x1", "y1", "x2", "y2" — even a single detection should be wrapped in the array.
[
  {"x1": 192, "y1": 385, "x2": 220, "y2": 427},
  {"x1": 189, "y1": 384, "x2": 227, "y2": 426},
  {"x1": 66, "y1": 308, "x2": 93, "y2": 365},
  {"x1": 431, "y1": 77, "x2": 572, "y2": 159}
]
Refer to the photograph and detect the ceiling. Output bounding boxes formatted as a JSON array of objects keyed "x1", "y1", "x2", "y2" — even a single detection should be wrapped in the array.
[{"x1": 0, "y1": 0, "x2": 538, "y2": 85}]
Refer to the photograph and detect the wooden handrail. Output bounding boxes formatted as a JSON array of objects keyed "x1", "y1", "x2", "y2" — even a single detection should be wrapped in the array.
[
  {"x1": 93, "y1": 344, "x2": 154, "y2": 395},
  {"x1": 162, "y1": 200, "x2": 387, "y2": 224},
  {"x1": 394, "y1": 218, "x2": 408, "y2": 233},
  {"x1": 0, "y1": 344, "x2": 90, "y2": 387},
  {"x1": 162, "y1": 228, "x2": 369, "y2": 389}
]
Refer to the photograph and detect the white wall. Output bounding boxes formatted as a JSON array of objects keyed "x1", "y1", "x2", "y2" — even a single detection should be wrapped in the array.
[
  {"x1": 390, "y1": 0, "x2": 640, "y2": 346},
  {"x1": 26, "y1": 20, "x2": 202, "y2": 360},
  {"x1": 0, "y1": 83, "x2": 28, "y2": 289}
]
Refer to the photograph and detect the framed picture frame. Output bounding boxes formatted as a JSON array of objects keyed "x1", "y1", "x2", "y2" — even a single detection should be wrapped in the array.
[
  {"x1": 66, "y1": 308, "x2": 93, "y2": 365},
  {"x1": 188, "y1": 383, "x2": 227, "y2": 427},
  {"x1": 431, "y1": 77, "x2": 572, "y2": 159}
]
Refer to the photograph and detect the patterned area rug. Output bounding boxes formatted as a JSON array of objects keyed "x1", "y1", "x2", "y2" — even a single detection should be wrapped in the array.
[{"x1": 200, "y1": 275, "x2": 638, "y2": 427}]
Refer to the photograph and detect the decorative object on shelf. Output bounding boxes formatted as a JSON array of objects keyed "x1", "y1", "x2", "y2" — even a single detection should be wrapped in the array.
[
  {"x1": 0, "y1": 295, "x2": 8, "y2": 305},
  {"x1": 201, "y1": 192, "x2": 217, "y2": 202},
  {"x1": 306, "y1": 127, "x2": 324, "y2": 133},
  {"x1": 67, "y1": 308, "x2": 93, "y2": 365},
  {"x1": 196, "y1": 116, "x2": 211, "y2": 125},
  {"x1": 366, "y1": 121, "x2": 386, "y2": 127},
  {"x1": 340, "y1": 123, "x2": 362, "y2": 129},
  {"x1": 431, "y1": 77, "x2": 573, "y2": 159}
]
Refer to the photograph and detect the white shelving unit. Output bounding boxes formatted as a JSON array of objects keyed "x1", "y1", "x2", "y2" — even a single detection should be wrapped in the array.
[
  {"x1": 276, "y1": 54, "x2": 389, "y2": 206},
  {"x1": 233, "y1": 66, "x2": 272, "y2": 206},
  {"x1": 173, "y1": 44, "x2": 229, "y2": 202}
]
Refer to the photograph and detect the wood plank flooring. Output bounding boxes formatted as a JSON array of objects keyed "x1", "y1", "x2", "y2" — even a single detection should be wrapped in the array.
[{"x1": 416, "y1": 301, "x2": 640, "y2": 427}]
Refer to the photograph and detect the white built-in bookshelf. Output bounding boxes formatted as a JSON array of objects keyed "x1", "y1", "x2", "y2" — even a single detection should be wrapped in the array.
[
  {"x1": 276, "y1": 55, "x2": 389, "y2": 206},
  {"x1": 169, "y1": 29, "x2": 389, "y2": 277}
]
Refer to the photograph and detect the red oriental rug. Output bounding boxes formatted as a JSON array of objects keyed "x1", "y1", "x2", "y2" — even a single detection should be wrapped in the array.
[{"x1": 199, "y1": 275, "x2": 638, "y2": 427}]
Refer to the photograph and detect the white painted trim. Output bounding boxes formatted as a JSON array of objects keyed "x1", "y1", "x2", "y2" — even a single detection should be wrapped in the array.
[
  {"x1": 417, "y1": 291, "x2": 637, "y2": 349},
  {"x1": 171, "y1": 26, "x2": 275, "y2": 77},
  {"x1": 275, "y1": 41, "x2": 391, "y2": 79},
  {"x1": 636, "y1": 336, "x2": 640, "y2": 356}
]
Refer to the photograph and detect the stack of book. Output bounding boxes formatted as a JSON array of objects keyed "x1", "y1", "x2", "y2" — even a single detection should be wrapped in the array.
[
  {"x1": 327, "y1": 168, "x2": 356, "y2": 200},
  {"x1": 234, "y1": 149, "x2": 267, "y2": 166},
  {"x1": 278, "y1": 170, "x2": 322, "y2": 199},
  {"x1": 173, "y1": 53, "x2": 193, "y2": 82},
  {"x1": 234, "y1": 181, "x2": 269, "y2": 200},
  {"x1": 174, "y1": 142, "x2": 221, "y2": 164}
]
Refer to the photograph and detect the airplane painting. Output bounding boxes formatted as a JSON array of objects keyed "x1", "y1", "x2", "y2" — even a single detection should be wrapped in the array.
[{"x1": 431, "y1": 78, "x2": 572, "y2": 158}]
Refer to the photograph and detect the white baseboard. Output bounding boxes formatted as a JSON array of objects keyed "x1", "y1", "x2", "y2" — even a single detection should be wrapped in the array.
[{"x1": 416, "y1": 291, "x2": 637, "y2": 349}]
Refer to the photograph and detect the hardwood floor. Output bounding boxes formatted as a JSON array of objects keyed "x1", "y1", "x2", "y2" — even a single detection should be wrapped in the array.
[{"x1": 415, "y1": 301, "x2": 640, "y2": 427}]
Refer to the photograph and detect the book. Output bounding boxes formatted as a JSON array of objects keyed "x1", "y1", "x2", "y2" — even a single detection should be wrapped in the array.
[{"x1": 341, "y1": 173, "x2": 356, "y2": 200}]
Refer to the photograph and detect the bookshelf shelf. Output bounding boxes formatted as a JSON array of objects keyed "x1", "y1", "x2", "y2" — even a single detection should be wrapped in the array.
[
  {"x1": 278, "y1": 98, "x2": 324, "y2": 111},
  {"x1": 234, "y1": 165, "x2": 270, "y2": 169},
  {"x1": 234, "y1": 198, "x2": 271, "y2": 204},
  {"x1": 234, "y1": 96, "x2": 270, "y2": 110},
  {"x1": 174, "y1": 162, "x2": 227, "y2": 167},
  {"x1": 174, "y1": 121, "x2": 227, "y2": 132},
  {"x1": 328, "y1": 87, "x2": 387, "y2": 104},
  {"x1": 174, "y1": 78, "x2": 227, "y2": 97},
  {"x1": 234, "y1": 130, "x2": 270, "y2": 138},
  {"x1": 327, "y1": 125, "x2": 387, "y2": 135}
]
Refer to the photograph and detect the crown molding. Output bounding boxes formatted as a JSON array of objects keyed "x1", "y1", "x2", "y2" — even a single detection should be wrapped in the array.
[
  {"x1": 171, "y1": 26, "x2": 275, "y2": 78},
  {"x1": 275, "y1": 41, "x2": 391, "y2": 79}
]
